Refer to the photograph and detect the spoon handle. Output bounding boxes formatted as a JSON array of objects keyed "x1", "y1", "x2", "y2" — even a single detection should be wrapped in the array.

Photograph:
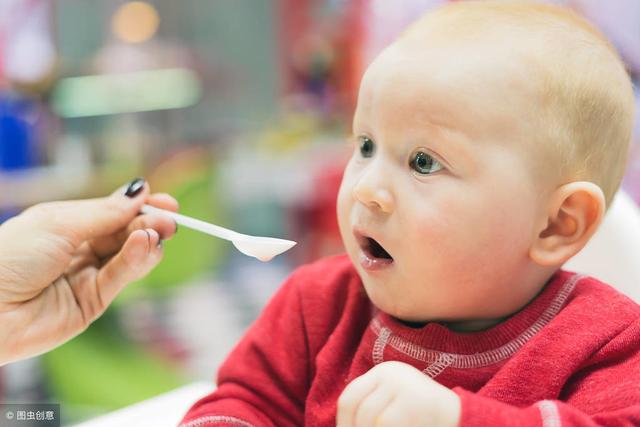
[{"x1": 140, "y1": 204, "x2": 238, "y2": 241}]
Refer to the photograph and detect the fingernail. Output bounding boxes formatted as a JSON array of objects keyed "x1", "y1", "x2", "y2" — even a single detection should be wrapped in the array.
[
  {"x1": 142, "y1": 229, "x2": 152, "y2": 255},
  {"x1": 125, "y1": 178, "x2": 145, "y2": 198},
  {"x1": 156, "y1": 239, "x2": 163, "y2": 249}
]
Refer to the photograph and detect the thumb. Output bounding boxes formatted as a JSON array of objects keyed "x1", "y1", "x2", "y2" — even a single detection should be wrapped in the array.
[{"x1": 21, "y1": 178, "x2": 149, "y2": 247}]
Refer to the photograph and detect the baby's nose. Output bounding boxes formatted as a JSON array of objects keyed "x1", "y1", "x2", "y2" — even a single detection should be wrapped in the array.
[{"x1": 352, "y1": 170, "x2": 394, "y2": 213}]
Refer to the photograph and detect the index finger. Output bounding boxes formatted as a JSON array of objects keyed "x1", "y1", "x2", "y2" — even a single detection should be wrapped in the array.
[
  {"x1": 89, "y1": 192, "x2": 179, "y2": 259},
  {"x1": 20, "y1": 180, "x2": 150, "y2": 248}
]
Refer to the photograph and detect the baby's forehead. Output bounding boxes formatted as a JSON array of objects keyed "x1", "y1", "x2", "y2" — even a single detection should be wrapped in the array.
[
  {"x1": 391, "y1": 2, "x2": 606, "y2": 83},
  {"x1": 357, "y1": 37, "x2": 543, "y2": 133},
  {"x1": 365, "y1": 36, "x2": 534, "y2": 88}
]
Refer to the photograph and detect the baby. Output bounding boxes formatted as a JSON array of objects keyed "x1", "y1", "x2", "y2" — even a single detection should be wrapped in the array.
[{"x1": 181, "y1": 2, "x2": 639, "y2": 426}]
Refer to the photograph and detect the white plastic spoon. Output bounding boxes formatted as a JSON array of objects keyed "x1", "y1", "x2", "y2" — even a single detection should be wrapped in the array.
[{"x1": 140, "y1": 204, "x2": 296, "y2": 262}]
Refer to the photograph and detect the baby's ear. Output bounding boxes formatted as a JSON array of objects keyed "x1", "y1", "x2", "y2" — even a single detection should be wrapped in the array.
[{"x1": 529, "y1": 182, "x2": 605, "y2": 266}]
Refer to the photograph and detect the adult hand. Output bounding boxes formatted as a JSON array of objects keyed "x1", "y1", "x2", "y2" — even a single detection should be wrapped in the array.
[
  {"x1": 0, "y1": 178, "x2": 178, "y2": 365},
  {"x1": 336, "y1": 361, "x2": 461, "y2": 427}
]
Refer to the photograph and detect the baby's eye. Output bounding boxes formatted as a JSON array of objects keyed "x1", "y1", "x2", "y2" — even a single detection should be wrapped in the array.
[
  {"x1": 409, "y1": 150, "x2": 443, "y2": 175},
  {"x1": 358, "y1": 135, "x2": 375, "y2": 158}
]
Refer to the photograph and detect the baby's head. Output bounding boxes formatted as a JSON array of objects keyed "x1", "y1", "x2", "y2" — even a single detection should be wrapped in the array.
[{"x1": 336, "y1": 1, "x2": 635, "y2": 330}]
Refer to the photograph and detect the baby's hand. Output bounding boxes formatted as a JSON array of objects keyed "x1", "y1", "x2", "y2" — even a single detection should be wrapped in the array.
[{"x1": 336, "y1": 361, "x2": 460, "y2": 427}]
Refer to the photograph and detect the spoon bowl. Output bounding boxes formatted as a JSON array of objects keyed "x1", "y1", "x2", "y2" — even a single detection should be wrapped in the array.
[
  {"x1": 231, "y1": 236, "x2": 297, "y2": 262},
  {"x1": 140, "y1": 204, "x2": 297, "y2": 261}
]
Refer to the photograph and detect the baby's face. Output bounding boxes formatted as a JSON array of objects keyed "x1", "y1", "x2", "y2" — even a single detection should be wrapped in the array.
[{"x1": 337, "y1": 39, "x2": 555, "y2": 327}]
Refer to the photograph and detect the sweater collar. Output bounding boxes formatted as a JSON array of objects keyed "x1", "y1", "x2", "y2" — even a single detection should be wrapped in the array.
[{"x1": 373, "y1": 269, "x2": 581, "y2": 356}]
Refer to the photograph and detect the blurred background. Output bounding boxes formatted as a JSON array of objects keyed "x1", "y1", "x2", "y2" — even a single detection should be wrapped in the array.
[{"x1": 0, "y1": 0, "x2": 638, "y2": 424}]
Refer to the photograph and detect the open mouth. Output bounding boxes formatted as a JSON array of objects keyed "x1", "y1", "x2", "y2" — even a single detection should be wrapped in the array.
[
  {"x1": 356, "y1": 232, "x2": 394, "y2": 263},
  {"x1": 365, "y1": 237, "x2": 393, "y2": 260}
]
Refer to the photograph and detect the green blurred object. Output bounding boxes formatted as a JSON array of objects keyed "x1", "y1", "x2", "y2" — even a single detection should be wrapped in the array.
[
  {"x1": 121, "y1": 160, "x2": 228, "y2": 300},
  {"x1": 140, "y1": 174, "x2": 224, "y2": 291},
  {"x1": 42, "y1": 320, "x2": 186, "y2": 420},
  {"x1": 52, "y1": 68, "x2": 202, "y2": 118}
]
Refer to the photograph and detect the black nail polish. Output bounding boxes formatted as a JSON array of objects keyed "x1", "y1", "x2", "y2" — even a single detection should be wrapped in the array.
[{"x1": 125, "y1": 178, "x2": 145, "y2": 198}]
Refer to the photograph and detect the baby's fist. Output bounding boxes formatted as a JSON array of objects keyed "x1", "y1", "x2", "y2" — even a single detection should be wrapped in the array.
[{"x1": 336, "y1": 361, "x2": 460, "y2": 427}]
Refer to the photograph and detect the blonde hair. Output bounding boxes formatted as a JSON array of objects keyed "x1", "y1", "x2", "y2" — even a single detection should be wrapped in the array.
[{"x1": 401, "y1": 1, "x2": 635, "y2": 208}]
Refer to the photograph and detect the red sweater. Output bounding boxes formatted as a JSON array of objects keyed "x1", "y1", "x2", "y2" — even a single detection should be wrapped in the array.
[{"x1": 180, "y1": 255, "x2": 640, "y2": 427}]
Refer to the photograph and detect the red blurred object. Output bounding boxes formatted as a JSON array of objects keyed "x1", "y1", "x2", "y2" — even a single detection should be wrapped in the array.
[
  {"x1": 290, "y1": 158, "x2": 347, "y2": 263},
  {"x1": 276, "y1": 0, "x2": 365, "y2": 113}
]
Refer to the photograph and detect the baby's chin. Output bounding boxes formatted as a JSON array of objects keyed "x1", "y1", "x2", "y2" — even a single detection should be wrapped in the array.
[
  {"x1": 362, "y1": 287, "x2": 425, "y2": 322},
  {"x1": 362, "y1": 284, "x2": 507, "y2": 332}
]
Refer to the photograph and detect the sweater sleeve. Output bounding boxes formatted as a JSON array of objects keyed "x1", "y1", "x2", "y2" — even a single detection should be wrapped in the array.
[
  {"x1": 179, "y1": 268, "x2": 311, "y2": 427},
  {"x1": 453, "y1": 318, "x2": 640, "y2": 427}
]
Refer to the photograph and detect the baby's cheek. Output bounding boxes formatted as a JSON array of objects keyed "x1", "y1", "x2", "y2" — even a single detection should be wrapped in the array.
[
  {"x1": 336, "y1": 169, "x2": 362, "y2": 250},
  {"x1": 410, "y1": 196, "x2": 506, "y2": 267},
  {"x1": 336, "y1": 188, "x2": 352, "y2": 238},
  {"x1": 487, "y1": 189, "x2": 538, "y2": 242},
  {"x1": 408, "y1": 206, "x2": 469, "y2": 266},
  {"x1": 411, "y1": 195, "x2": 483, "y2": 242}
]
